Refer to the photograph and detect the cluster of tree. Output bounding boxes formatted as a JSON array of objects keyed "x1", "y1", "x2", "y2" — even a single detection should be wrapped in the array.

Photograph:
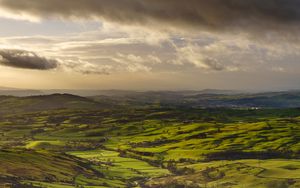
[
  {"x1": 166, "y1": 160, "x2": 195, "y2": 175},
  {"x1": 130, "y1": 137, "x2": 175, "y2": 148}
]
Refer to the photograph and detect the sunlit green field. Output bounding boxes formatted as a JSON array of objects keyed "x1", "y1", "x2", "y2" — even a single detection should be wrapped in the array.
[{"x1": 0, "y1": 107, "x2": 299, "y2": 187}]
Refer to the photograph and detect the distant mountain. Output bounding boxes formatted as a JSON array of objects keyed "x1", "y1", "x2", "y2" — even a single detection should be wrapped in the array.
[
  {"x1": 0, "y1": 86, "x2": 17, "y2": 90},
  {"x1": 0, "y1": 90, "x2": 44, "y2": 97},
  {"x1": 41, "y1": 89, "x2": 141, "y2": 97},
  {"x1": 192, "y1": 89, "x2": 243, "y2": 95},
  {"x1": 0, "y1": 86, "x2": 44, "y2": 96},
  {"x1": 40, "y1": 89, "x2": 243, "y2": 97},
  {"x1": 0, "y1": 88, "x2": 243, "y2": 97},
  {"x1": 91, "y1": 91, "x2": 300, "y2": 108},
  {"x1": 1, "y1": 88, "x2": 300, "y2": 109}
]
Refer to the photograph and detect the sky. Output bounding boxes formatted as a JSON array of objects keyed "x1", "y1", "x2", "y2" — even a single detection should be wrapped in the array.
[{"x1": 0, "y1": 0, "x2": 300, "y2": 91}]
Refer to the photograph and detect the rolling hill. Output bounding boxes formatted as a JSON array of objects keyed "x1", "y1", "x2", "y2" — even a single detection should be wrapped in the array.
[
  {"x1": 0, "y1": 104, "x2": 299, "y2": 187},
  {"x1": 0, "y1": 94, "x2": 113, "y2": 115},
  {"x1": 1, "y1": 90, "x2": 300, "y2": 115}
]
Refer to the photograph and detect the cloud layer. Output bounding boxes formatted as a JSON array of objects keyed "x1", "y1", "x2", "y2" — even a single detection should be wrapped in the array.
[
  {"x1": 1, "y1": 0, "x2": 300, "y2": 34},
  {"x1": 0, "y1": 49, "x2": 110, "y2": 74},
  {"x1": 0, "y1": 49, "x2": 58, "y2": 70},
  {"x1": 1, "y1": 1, "x2": 300, "y2": 90}
]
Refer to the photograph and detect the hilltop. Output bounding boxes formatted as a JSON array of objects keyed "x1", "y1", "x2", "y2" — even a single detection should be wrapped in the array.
[{"x1": 0, "y1": 93, "x2": 113, "y2": 115}]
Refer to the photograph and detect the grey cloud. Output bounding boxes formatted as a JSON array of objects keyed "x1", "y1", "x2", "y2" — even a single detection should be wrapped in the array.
[
  {"x1": 0, "y1": 49, "x2": 110, "y2": 75},
  {"x1": 1, "y1": 0, "x2": 300, "y2": 33},
  {"x1": 0, "y1": 49, "x2": 58, "y2": 70},
  {"x1": 61, "y1": 60, "x2": 111, "y2": 75},
  {"x1": 203, "y1": 58, "x2": 225, "y2": 71}
]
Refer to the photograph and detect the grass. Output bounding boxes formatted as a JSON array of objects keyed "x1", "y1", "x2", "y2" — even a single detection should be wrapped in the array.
[
  {"x1": 26, "y1": 141, "x2": 65, "y2": 150},
  {"x1": 0, "y1": 107, "x2": 299, "y2": 187},
  {"x1": 69, "y1": 149, "x2": 170, "y2": 180},
  {"x1": 0, "y1": 150, "x2": 101, "y2": 186}
]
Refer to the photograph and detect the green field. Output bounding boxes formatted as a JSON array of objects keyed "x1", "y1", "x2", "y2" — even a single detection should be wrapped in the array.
[{"x1": 0, "y1": 97, "x2": 299, "y2": 187}]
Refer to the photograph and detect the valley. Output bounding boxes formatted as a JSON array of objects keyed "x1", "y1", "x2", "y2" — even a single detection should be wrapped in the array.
[{"x1": 0, "y1": 93, "x2": 299, "y2": 187}]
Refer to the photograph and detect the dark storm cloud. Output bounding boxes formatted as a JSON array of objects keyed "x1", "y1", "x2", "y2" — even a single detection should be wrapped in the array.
[
  {"x1": 0, "y1": 49, "x2": 58, "y2": 70},
  {"x1": 1, "y1": 0, "x2": 300, "y2": 32}
]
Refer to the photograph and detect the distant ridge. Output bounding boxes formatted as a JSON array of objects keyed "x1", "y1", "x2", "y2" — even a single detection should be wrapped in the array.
[
  {"x1": 1, "y1": 88, "x2": 300, "y2": 108},
  {"x1": 0, "y1": 89, "x2": 43, "y2": 97},
  {"x1": 0, "y1": 93, "x2": 112, "y2": 114},
  {"x1": 0, "y1": 86, "x2": 18, "y2": 90}
]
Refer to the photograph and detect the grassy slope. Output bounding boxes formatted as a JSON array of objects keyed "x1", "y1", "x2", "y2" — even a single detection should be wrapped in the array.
[
  {"x1": 0, "y1": 150, "x2": 105, "y2": 187},
  {"x1": 0, "y1": 104, "x2": 299, "y2": 187}
]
